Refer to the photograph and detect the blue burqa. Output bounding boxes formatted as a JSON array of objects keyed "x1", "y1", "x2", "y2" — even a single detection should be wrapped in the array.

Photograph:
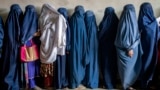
[
  {"x1": 114, "y1": 4, "x2": 143, "y2": 90},
  {"x1": 0, "y1": 4, "x2": 23, "y2": 90},
  {"x1": 54, "y1": 7, "x2": 70, "y2": 89},
  {"x1": 0, "y1": 16, "x2": 4, "y2": 89},
  {"x1": 138, "y1": 2, "x2": 159, "y2": 88},
  {"x1": 20, "y1": 5, "x2": 38, "y2": 45},
  {"x1": 20, "y1": 5, "x2": 40, "y2": 88},
  {"x1": 69, "y1": 5, "x2": 87, "y2": 88},
  {"x1": 99, "y1": 7, "x2": 118, "y2": 89},
  {"x1": 0, "y1": 17, "x2": 4, "y2": 58},
  {"x1": 83, "y1": 10, "x2": 99, "y2": 88}
]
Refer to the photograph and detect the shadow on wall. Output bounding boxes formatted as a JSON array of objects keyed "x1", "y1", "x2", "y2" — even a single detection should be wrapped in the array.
[
  {"x1": 68, "y1": 8, "x2": 74, "y2": 17},
  {"x1": 157, "y1": 8, "x2": 160, "y2": 18},
  {"x1": 0, "y1": 8, "x2": 9, "y2": 23},
  {"x1": 116, "y1": 10, "x2": 122, "y2": 19},
  {"x1": 35, "y1": 6, "x2": 41, "y2": 15}
]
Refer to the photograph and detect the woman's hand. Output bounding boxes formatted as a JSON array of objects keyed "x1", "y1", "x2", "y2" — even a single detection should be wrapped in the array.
[
  {"x1": 34, "y1": 31, "x2": 41, "y2": 36},
  {"x1": 128, "y1": 49, "x2": 134, "y2": 58}
]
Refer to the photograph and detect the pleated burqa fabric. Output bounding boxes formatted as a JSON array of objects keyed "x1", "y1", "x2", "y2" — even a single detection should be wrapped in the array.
[
  {"x1": 69, "y1": 6, "x2": 87, "y2": 88},
  {"x1": 20, "y1": 5, "x2": 38, "y2": 44},
  {"x1": 99, "y1": 7, "x2": 118, "y2": 89},
  {"x1": 82, "y1": 11, "x2": 99, "y2": 88},
  {"x1": 114, "y1": 4, "x2": 143, "y2": 90},
  {"x1": 54, "y1": 7, "x2": 70, "y2": 89},
  {"x1": 138, "y1": 2, "x2": 159, "y2": 88},
  {"x1": 0, "y1": 4, "x2": 23, "y2": 90},
  {"x1": 0, "y1": 16, "x2": 4, "y2": 89},
  {"x1": 20, "y1": 5, "x2": 40, "y2": 88}
]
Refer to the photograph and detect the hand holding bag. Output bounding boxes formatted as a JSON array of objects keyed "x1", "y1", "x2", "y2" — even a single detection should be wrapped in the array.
[{"x1": 20, "y1": 40, "x2": 39, "y2": 62}]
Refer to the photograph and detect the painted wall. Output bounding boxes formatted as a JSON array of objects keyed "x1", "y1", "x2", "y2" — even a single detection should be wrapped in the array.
[{"x1": 0, "y1": 0, "x2": 159, "y2": 24}]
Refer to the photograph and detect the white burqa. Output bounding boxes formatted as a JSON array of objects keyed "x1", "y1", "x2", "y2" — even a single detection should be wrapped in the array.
[{"x1": 39, "y1": 4, "x2": 67, "y2": 63}]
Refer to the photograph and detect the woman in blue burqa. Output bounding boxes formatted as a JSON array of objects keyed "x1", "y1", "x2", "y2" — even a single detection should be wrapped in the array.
[
  {"x1": 82, "y1": 10, "x2": 99, "y2": 88},
  {"x1": 0, "y1": 14, "x2": 4, "y2": 90},
  {"x1": 69, "y1": 5, "x2": 88, "y2": 88},
  {"x1": 114, "y1": 4, "x2": 143, "y2": 90},
  {"x1": 138, "y1": 2, "x2": 159, "y2": 89},
  {"x1": 99, "y1": 7, "x2": 119, "y2": 89},
  {"x1": 0, "y1": 4, "x2": 23, "y2": 90},
  {"x1": 20, "y1": 5, "x2": 40, "y2": 89},
  {"x1": 0, "y1": 16, "x2": 4, "y2": 58}
]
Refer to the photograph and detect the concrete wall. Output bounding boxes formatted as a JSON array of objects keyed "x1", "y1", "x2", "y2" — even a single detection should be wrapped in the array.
[{"x1": 0, "y1": 0, "x2": 160, "y2": 24}]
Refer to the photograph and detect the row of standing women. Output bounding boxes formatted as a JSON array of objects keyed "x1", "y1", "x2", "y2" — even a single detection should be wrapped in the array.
[{"x1": 0, "y1": 2, "x2": 159, "y2": 90}]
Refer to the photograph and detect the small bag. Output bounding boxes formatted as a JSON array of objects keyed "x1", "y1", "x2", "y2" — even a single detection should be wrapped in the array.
[{"x1": 20, "y1": 40, "x2": 39, "y2": 62}]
